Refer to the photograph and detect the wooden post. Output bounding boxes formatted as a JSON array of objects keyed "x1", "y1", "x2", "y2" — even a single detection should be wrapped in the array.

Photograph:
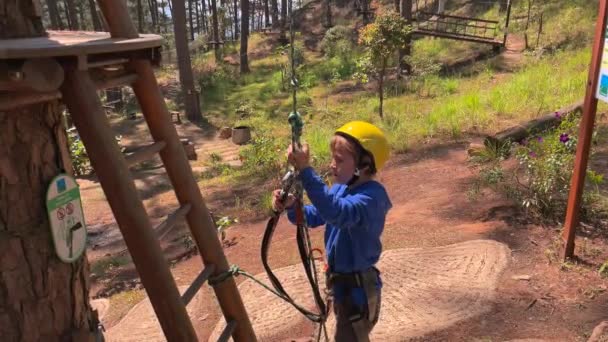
[
  {"x1": 562, "y1": 0, "x2": 608, "y2": 260},
  {"x1": 60, "y1": 67, "x2": 198, "y2": 341}
]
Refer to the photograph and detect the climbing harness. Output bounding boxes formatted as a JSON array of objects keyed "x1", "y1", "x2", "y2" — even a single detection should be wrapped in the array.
[{"x1": 209, "y1": 0, "x2": 329, "y2": 340}]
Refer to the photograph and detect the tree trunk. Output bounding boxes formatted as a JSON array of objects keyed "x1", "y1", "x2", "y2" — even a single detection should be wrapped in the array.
[
  {"x1": 88, "y1": 0, "x2": 102, "y2": 31},
  {"x1": 137, "y1": 0, "x2": 144, "y2": 32},
  {"x1": 46, "y1": 0, "x2": 61, "y2": 29},
  {"x1": 240, "y1": 0, "x2": 250, "y2": 73},
  {"x1": 233, "y1": 0, "x2": 239, "y2": 40},
  {"x1": 210, "y1": 0, "x2": 221, "y2": 60},
  {"x1": 195, "y1": 0, "x2": 201, "y2": 36},
  {"x1": 280, "y1": 0, "x2": 286, "y2": 41},
  {"x1": 77, "y1": 0, "x2": 86, "y2": 30},
  {"x1": 64, "y1": 0, "x2": 79, "y2": 29},
  {"x1": 171, "y1": 0, "x2": 203, "y2": 122},
  {"x1": 63, "y1": 2, "x2": 72, "y2": 29},
  {"x1": 270, "y1": 0, "x2": 278, "y2": 27},
  {"x1": 148, "y1": 0, "x2": 159, "y2": 32},
  {"x1": 188, "y1": 0, "x2": 195, "y2": 40},
  {"x1": 378, "y1": 60, "x2": 386, "y2": 118},
  {"x1": 0, "y1": 3, "x2": 95, "y2": 341},
  {"x1": 398, "y1": 0, "x2": 412, "y2": 76},
  {"x1": 263, "y1": 0, "x2": 270, "y2": 27},
  {"x1": 325, "y1": 0, "x2": 332, "y2": 28},
  {"x1": 361, "y1": 0, "x2": 369, "y2": 24},
  {"x1": 160, "y1": 0, "x2": 169, "y2": 33},
  {"x1": 201, "y1": 0, "x2": 208, "y2": 34}
]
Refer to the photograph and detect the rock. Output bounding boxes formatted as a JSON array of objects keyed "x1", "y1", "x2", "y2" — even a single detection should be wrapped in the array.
[
  {"x1": 219, "y1": 127, "x2": 232, "y2": 139},
  {"x1": 512, "y1": 275, "x2": 531, "y2": 281},
  {"x1": 467, "y1": 143, "x2": 485, "y2": 157}
]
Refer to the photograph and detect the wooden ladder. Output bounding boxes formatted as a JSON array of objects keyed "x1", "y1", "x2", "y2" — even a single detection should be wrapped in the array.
[{"x1": 59, "y1": 1, "x2": 257, "y2": 341}]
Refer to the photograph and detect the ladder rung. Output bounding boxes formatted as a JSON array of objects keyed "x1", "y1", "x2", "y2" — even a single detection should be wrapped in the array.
[
  {"x1": 95, "y1": 73, "x2": 138, "y2": 90},
  {"x1": 88, "y1": 58, "x2": 130, "y2": 69},
  {"x1": 217, "y1": 320, "x2": 237, "y2": 342},
  {"x1": 124, "y1": 141, "x2": 166, "y2": 167},
  {"x1": 181, "y1": 264, "x2": 216, "y2": 306},
  {"x1": 155, "y1": 203, "x2": 191, "y2": 241}
]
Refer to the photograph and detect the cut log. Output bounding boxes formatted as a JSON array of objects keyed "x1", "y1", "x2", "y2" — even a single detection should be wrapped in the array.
[{"x1": 485, "y1": 100, "x2": 584, "y2": 146}]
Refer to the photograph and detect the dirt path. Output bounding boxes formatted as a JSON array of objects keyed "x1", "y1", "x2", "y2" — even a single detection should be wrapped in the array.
[{"x1": 96, "y1": 141, "x2": 608, "y2": 341}]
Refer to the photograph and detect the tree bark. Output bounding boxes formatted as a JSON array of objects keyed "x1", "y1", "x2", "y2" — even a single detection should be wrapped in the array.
[
  {"x1": 398, "y1": 0, "x2": 412, "y2": 76},
  {"x1": 148, "y1": 0, "x2": 159, "y2": 32},
  {"x1": 279, "y1": 0, "x2": 286, "y2": 41},
  {"x1": 88, "y1": 0, "x2": 102, "y2": 31},
  {"x1": 201, "y1": 0, "x2": 209, "y2": 34},
  {"x1": 188, "y1": 0, "x2": 195, "y2": 40},
  {"x1": 0, "y1": 3, "x2": 95, "y2": 341},
  {"x1": 240, "y1": 0, "x2": 250, "y2": 73},
  {"x1": 233, "y1": 0, "x2": 239, "y2": 40},
  {"x1": 137, "y1": 0, "x2": 144, "y2": 32},
  {"x1": 195, "y1": 0, "x2": 201, "y2": 36},
  {"x1": 325, "y1": 0, "x2": 331, "y2": 28},
  {"x1": 160, "y1": 0, "x2": 169, "y2": 33},
  {"x1": 171, "y1": 0, "x2": 203, "y2": 122},
  {"x1": 64, "y1": 0, "x2": 79, "y2": 29},
  {"x1": 63, "y1": 2, "x2": 72, "y2": 29},
  {"x1": 270, "y1": 0, "x2": 278, "y2": 27},
  {"x1": 77, "y1": 0, "x2": 86, "y2": 30},
  {"x1": 378, "y1": 59, "x2": 386, "y2": 118},
  {"x1": 46, "y1": 0, "x2": 64, "y2": 29},
  {"x1": 210, "y1": 0, "x2": 221, "y2": 60},
  {"x1": 263, "y1": 0, "x2": 270, "y2": 27}
]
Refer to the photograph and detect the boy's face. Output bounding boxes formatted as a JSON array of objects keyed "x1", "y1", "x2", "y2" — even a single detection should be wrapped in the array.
[{"x1": 330, "y1": 136, "x2": 357, "y2": 184}]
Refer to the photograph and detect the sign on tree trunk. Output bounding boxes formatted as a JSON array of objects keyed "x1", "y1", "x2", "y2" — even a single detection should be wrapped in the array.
[{"x1": 46, "y1": 174, "x2": 87, "y2": 262}]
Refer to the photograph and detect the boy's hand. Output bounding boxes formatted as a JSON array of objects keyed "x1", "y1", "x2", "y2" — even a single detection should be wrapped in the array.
[
  {"x1": 272, "y1": 189, "x2": 296, "y2": 212},
  {"x1": 287, "y1": 143, "x2": 310, "y2": 170}
]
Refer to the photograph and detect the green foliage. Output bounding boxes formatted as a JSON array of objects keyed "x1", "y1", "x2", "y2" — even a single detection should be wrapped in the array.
[
  {"x1": 512, "y1": 115, "x2": 580, "y2": 217},
  {"x1": 238, "y1": 133, "x2": 284, "y2": 178},
  {"x1": 470, "y1": 139, "x2": 512, "y2": 164},
  {"x1": 355, "y1": 12, "x2": 412, "y2": 117},
  {"x1": 357, "y1": 13, "x2": 412, "y2": 71},
  {"x1": 67, "y1": 129, "x2": 90, "y2": 177},
  {"x1": 320, "y1": 25, "x2": 355, "y2": 58},
  {"x1": 599, "y1": 261, "x2": 608, "y2": 278},
  {"x1": 216, "y1": 216, "x2": 239, "y2": 241}
]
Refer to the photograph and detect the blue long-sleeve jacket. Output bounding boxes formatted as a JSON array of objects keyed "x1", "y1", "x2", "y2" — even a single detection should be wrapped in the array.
[{"x1": 286, "y1": 167, "x2": 392, "y2": 305}]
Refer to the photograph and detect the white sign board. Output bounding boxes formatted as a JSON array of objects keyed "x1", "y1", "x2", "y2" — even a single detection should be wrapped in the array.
[
  {"x1": 597, "y1": 25, "x2": 608, "y2": 103},
  {"x1": 46, "y1": 174, "x2": 87, "y2": 263}
]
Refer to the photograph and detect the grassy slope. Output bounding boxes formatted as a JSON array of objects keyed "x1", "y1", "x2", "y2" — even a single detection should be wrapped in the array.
[{"x1": 180, "y1": 0, "x2": 602, "y2": 175}]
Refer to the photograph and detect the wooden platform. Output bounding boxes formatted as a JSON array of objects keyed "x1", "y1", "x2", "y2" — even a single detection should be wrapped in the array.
[{"x1": 0, "y1": 30, "x2": 162, "y2": 60}]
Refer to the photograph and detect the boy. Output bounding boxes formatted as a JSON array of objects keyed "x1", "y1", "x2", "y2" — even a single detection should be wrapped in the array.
[{"x1": 272, "y1": 121, "x2": 392, "y2": 342}]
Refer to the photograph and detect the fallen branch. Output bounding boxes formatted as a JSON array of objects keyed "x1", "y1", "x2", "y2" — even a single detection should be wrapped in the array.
[{"x1": 485, "y1": 100, "x2": 584, "y2": 146}]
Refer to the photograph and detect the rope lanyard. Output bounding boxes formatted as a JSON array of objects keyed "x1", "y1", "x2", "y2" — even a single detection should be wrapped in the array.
[{"x1": 212, "y1": 2, "x2": 329, "y2": 340}]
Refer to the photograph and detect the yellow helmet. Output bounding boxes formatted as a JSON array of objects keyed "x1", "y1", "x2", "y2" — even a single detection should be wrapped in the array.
[{"x1": 335, "y1": 121, "x2": 390, "y2": 171}]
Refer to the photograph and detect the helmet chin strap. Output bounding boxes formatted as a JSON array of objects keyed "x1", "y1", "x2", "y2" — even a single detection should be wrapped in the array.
[{"x1": 346, "y1": 168, "x2": 361, "y2": 187}]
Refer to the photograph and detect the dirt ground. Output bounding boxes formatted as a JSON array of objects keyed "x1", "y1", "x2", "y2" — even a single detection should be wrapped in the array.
[{"x1": 80, "y1": 114, "x2": 608, "y2": 341}]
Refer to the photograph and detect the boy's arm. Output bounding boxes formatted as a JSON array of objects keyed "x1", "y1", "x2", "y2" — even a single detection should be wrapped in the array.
[
  {"x1": 299, "y1": 167, "x2": 372, "y2": 229},
  {"x1": 287, "y1": 205, "x2": 326, "y2": 228}
]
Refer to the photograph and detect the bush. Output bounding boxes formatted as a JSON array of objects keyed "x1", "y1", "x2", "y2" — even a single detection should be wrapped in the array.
[
  {"x1": 473, "y1": 113, "x2": 603, "y2": 222},
  {"x1": 238, "y1": 133, "x2": 284, "y2": 178},
  {"x1": 319, "y1": 25, "x2": 355, "y2": 59},
  {"x1": 511, "y1": 114, "x2": 581, "y2": 218},
  {"x1": 67, "y1": 129, "x2": 90, "y2": 176}
]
